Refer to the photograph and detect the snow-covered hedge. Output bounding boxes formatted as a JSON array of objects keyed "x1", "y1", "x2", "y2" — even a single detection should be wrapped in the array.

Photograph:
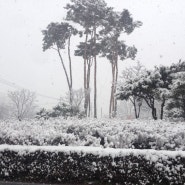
[
  {"x1": 0, "y1": 118, "x2": 185, "y2": 150},
  {"x1": 0, "y1": 145, "x2": 185, "y2": 184}
]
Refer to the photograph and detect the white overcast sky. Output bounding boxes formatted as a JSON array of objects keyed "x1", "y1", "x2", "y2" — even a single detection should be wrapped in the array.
[{"x1": 0, "y1": 0, "x2": 185, "y2": 116}]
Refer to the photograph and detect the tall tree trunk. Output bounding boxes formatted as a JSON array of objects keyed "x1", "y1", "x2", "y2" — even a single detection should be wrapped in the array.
[
  {"x1": 87, "y1": 59, "x2": 91, "y2": 117},
  {"x1": 112, "y1": 64, "x2": 115, "y2": 117},
  {"x1": 109, "y1": 95, "x2": 112, "y2": 118},
  {"x1": 69, "y1": 86, "x2": 73, "y2": 116},
  {"x1": 68, "y1": 36, "x2": 73, "y2": 106},
  {"x1": 94, "y1": 56, "x2": 97, "y2": 118},
  {"x1": 84, "y1": 33, "x2": 88, "y2": 116},
  {"x1": 160, "y1": 98, "x2": 165, "y2": 120},
  {"x1": 88, "y1": 93, "x2": 91, "y2": 117},
  {"x1": 130, "y1": 97, "x2": 140, "y2": 119},
  {"x1": 110, "y1": 39, "x2": 119, "y2": 118},
  {"x1": 112, "y1": 39, "x2": 119, "y2": 117},
  {"x1": 110, "y1": 57, "x2": 118, "y2": 117},
  {"x1": 137, "y1": 104, "x2": 141, "y2": 118},
  {"x1": 144, "y1": 97, "x2": 157, "y2": 120},
  {"x1": 152, "y1": 107, "x2": 157, "y2": 120},
  {"x1": 109, "y1": 88, "x2": 113, "y2": 118},
  {"x1": 57, "y1": 47, "x2": 71, "y2": 91},
  {"x1": 93, "y1": 26, "x2": 97, "y2": 118},
  {"x1": 133, "y1": 98, "x2": 138, "y2": 119},
  {"x1": 113, "y1": 59, "x2": 118, "y2": 117},
  {"x1": 57, "y1": 47, "x2": 73, "y2": 116},
  {"x1": 109, "y1": 62, "x2": 115, "y2": 118},
  {"x1": 151, "y1": 99, "x2": 157, "y2": 120}
]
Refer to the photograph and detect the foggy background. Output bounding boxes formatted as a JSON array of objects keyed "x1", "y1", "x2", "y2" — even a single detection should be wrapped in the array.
[{"x1": 0, "y1": 0, "x2": 185, "y2": 117}]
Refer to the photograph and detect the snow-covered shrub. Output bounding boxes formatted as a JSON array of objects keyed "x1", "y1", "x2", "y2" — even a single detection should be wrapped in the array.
[
  {"x1": 0, "y1": 145, "x2": 185, "y2": 184},
  {"x1": 132, "y1": 132, "x2": 155, "y2": 149},
  {"x1": 165, "y1": 61, "x2": 185, "y2": 120},
  {"x1": 0, "y1": 118, "x2": 185, "y2": 150}
]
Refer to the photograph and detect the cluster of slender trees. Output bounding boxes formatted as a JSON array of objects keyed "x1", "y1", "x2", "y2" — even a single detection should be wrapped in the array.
[{"x1": 42, "y1": 0, "x2": 142, "y2": 118}]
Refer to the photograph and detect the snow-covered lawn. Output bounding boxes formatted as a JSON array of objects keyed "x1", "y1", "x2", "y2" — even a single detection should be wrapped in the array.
[{"x1": 0, "y1": 118, "x2": 185, "y2": 150}]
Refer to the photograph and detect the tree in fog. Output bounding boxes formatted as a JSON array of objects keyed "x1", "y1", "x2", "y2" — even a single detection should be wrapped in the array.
[
  {"x1": 75, "y1": 41, "x2": 101, "y2": 117},
  {"x1": 66, "y1": 0, "x2": 108, "y2": 118},
  {"x1": 117, "y1": 62, "x2": 177, "y2": 120},
  {"x1": 42, "y1": 22, "x2": 78, "y2": 107},
  {"x1": 8, "y1": 89, "x2": 36, "y2": 121},
  {"x1": 100, "y1": 9, "x2": 142, "y2": 118},
  {"x1": 117, "y1": 62, "x2": 146, "y2": 118},
  {"x1": 166, "y1": 60, "x2": 185, "y2": 119},
  {"x1": 62, "y1": 88, "x2": 85, "y2": 116}
]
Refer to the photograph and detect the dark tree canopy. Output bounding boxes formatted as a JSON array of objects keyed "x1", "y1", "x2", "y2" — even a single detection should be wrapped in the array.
[
  {"x1": 75, "y1": 41, "x2": 101, "y2": 59},
  {"x1": 42, "y1": 0, "x2": 142, "y2": 118},
  {"x1": 65, "y1": 0, "x2": 109, "y2": 29},
  {"x1": 42, "y1": 22, "x2": 78, "y2": 51}
]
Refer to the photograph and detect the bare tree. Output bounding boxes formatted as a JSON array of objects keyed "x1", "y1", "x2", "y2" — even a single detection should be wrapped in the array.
[
  {"x1": 71, "y1": 89, "x2": 84, "y2": 110},
  {"x1": 8, "y1": 89, "x2": 36, "y2": 121}
]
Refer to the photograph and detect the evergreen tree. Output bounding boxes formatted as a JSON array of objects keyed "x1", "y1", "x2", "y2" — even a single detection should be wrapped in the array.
[
  {"x1": 166, "y1": 60, "x2": 185, "y2": 119},
  {"x1": 100, "y1": 9, "x2": 142, "y2": 118},
  {"x1": 65, "y1": 0, "x2": 109, "y2": 118},
  {"x1": 42, "y1": 22, "x2": 78, "y2": 107}
]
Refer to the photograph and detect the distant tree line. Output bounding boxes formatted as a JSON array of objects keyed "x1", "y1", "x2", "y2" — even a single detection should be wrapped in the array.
[{"x1": 117, "y1": 60, "x2": 185, "y2": 120}]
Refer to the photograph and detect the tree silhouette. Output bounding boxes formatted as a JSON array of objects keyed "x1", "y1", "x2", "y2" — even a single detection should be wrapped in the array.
[
  {"x1": 8, "y1": 89, "x2": 36, "y2": 121},
  {"x1": 100, "y1": 9, "x2": 142, "y2": 117},
  {"x1": 42, "y1": 22, "x2": 78, "y2": 107},
  {"x1": 66, "y1": 0, "x2": 108, "y2": 118}
]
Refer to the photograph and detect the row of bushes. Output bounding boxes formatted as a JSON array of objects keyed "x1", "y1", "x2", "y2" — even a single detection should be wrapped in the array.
[
  {"x1": 0, "y1": 131, "x2": 184, "y2": 151},
  {"x1": 0, "y1": 145, "x2": 185, "y2": 184},
  {"x1": 0, "y1": 119, "x2": 185, "y2": 150}
]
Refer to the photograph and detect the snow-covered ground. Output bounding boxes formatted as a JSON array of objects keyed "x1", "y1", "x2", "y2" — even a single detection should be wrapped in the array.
[{"x1": 0, "y1": 118, "x2": 185, "y2": 150}]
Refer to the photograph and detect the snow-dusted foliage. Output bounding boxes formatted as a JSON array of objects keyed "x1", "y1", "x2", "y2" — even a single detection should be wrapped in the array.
[
  {"x1": 166, "y1": 71, "x2": 185, "y2": 119},
  {"x1": 0, "y1": 145, "x2": 185, "y2": 184},
  {"x1": 117, "y1": 60, "x2": 185, "y2": 120},
  {"x1": 0, "y1": 118, "x2": 185, "y2": 150}
]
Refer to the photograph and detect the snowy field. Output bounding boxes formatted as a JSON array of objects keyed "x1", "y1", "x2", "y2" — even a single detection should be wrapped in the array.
[{"x1": 0, "y1": 118, "x2": 185, "y2": 151}]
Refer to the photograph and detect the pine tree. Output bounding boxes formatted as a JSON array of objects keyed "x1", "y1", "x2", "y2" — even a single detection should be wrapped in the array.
[
  {"x1": 100, "y1": 9, "x2": 141, "y2": 118},
  {"x1": 42, "y1": 22, "x2": 78, "y2": 108},
  {"x1": 65, "y1": 0, "x2": 108, "y2": 118}
]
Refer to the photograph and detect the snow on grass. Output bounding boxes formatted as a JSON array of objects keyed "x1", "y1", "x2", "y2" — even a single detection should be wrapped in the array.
[{"x1": 0, "y1": 118, "x2": 185, "y2": 150}]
